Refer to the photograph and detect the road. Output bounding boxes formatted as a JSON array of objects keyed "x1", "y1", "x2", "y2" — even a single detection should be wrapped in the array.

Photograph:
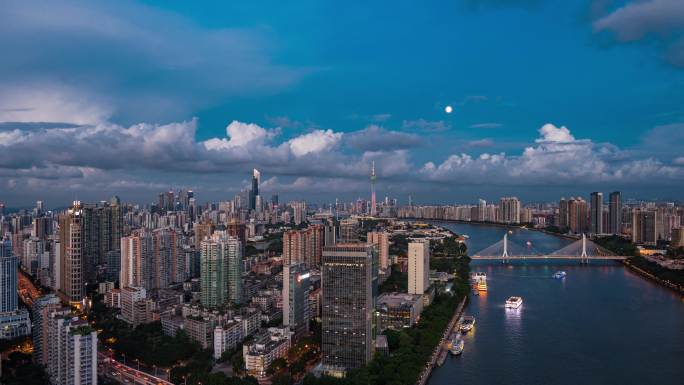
[
  {"x1": 99, "y1": 352, "x2": 174, "y2": 385},
  {"x1": 17, "y1": 269, "x2": 42, "y2": 307}
]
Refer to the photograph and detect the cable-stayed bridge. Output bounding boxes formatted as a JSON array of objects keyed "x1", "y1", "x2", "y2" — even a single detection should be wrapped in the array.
[{"x1": 471, "y1": 233, "x2": 626, "y2": 263}]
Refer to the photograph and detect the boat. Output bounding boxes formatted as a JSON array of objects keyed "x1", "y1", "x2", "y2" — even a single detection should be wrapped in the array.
[
  {"x1": 505, "y1": 296, "x2": 523, "y2": 309},
  {"x1": 552, "y1": 271, "x2": 567, "y2": 279},
  {"x1": 450, "y1": 334, "x2": 464, "y2": 355},
  {"x1": 460, "y1": 316, "x2": 475, "y2": 332},
  {"x1": 473, "y1": 272, "x2": 487, "y2": 291}
]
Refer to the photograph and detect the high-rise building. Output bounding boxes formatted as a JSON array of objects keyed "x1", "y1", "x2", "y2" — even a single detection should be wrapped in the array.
[
  {"x1": 500, "y1": 197, "x2": 521, "y2": 224},
  {"x1": 47, "y1": 313, "x2": 98, "y2": 385},
  {"x1": 477, "y1": 199, "x2": 487, "y2": 222},
  {"x1": 32, "y1": 294, "x2": 62, "y2": 367},
  {"x1": 250, "y1": 169, "x2": 260, "y2": 211},
  {"x1": 590, "y1": 192, "x2": 604, "y2": 235},
  {"x1": 367, "y1": 231, "x2": 389, "y2": 270},
  {"x1": 632, "y1": 208, "x2": 660, "y2": 245},
  {"x1": 609, "y1": 191, "x2": 622, "y2": 235},
  {"x1": 293, "y1": 202, "x2": 306, "y2": 225},
  {"x1": 120, "y1": 229, "x2": 152, "y2": 290},
  {"x1": 283, "y1": 225, "x2": 324, "y2": 266},
  {"x1": 59, "y1": 201, "x2": 84, "y2": 304},
  {"x1": 339, "y1": 219, "x2": 359, "y2": 243},
  {"x1": 321, "y1": 244, "x2": 375, "y2": 374},
  {"x1": 408, "y1": 240, "x2": 430, "y2": 295},
  {"x1": 283, "y1": 263, "x2": 310, "y2": 337},
  {"x1": 1, "y1": 235, "x2": 31, "y2": 340},
  {"x1": 370, "y1": 161, "x2": 377, "y2": 217},
  {"x1": 200, "y1": 235, "x2": 242, "y2": 307},
  {"x1": 568, "y1": 197, "x2": 588, "y2": 234}
]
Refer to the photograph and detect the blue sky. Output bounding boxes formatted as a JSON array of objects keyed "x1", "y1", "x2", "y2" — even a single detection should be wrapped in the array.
[{"x1": 1, "y1": 0, "x2": 683, "y2": 207}]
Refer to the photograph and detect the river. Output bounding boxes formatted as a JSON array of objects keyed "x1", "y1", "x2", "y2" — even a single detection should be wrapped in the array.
[{"x1": 427, "y1": 221, "x2": 684, "y2": 385}]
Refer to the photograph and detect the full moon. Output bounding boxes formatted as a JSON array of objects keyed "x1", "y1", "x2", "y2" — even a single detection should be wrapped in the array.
[{"x1": 445, "y1": 105, "x2": 453, "y2": 114}]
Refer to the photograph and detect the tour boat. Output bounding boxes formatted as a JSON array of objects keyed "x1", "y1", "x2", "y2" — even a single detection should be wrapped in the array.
[
  {"x1": 473, "y1": 272, "x2": 488, "y2": 291},
  {"x1": 460, "y1": 316, "x2": 476, "y2": 332},
  {"x1": 505, "y1": 296, "x2": 523, "y2": 309},
  {"x1": 552, "y1": 271, "x2": 567, "y2": 279},
  {"x1": 450, "y1": 334, "x2": 464, "y2": 355}
]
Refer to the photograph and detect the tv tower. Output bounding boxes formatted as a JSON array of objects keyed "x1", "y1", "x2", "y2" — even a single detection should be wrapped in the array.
[{"x1": 370, "y1": 161, "x2": 377, "y2": 216}]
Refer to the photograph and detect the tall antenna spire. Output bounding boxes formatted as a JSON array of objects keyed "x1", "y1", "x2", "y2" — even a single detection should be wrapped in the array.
[{"x1": 370, "y1": 161, "x2": 377, "y2": 217}]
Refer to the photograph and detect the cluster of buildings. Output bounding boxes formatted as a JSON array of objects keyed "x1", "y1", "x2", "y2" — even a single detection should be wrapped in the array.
[{"x1": 398, "y1": 192, "x2": 683, "y2": 247}]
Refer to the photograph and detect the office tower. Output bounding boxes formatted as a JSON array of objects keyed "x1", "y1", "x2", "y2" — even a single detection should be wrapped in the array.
[
  {"x1": 324, "y1": 222, "x2": 337, "y2": 246},
  {"x1": 250, "y1": 169, "x2": 260, "y2": 210},
  {"x1": 283, "y1": 263, "x2": 310, "y2": 337},
  {"x1": 609, "y1": 191, "x2": 622, "y2": 235},
  {"x1": 32, "y1": 294, "x2": 62, "y2": 367},
  {"x1": 0, "y1": 235, "x2": 31, "y2": 340},
  {"x1": 370, "y1": 161, "x2": 377, "y2": 217},
  {"x1": 671, "y1": 228, "x2": 684, "y2": 248},
  {"x1": 367, "y1": 231, "x2": 389, "y2": 270},
  {"x1": 47, "y1": 314, "x2": 98, "y2": 385},
  {"x1": 271, "y1": 194, "x2": 279, "y2": 208},
  {"x1": 59, "y1": 201, "x2": 84, "y2": 304},
  {"x1": 321, "y1": 244, "x2": 375, "y2": 374},
  {"x1": 590, "y1": 192, "x2": 604, "y2": 235},
  {"x1": 500, "y1": 197, "x2": 521, "y2": 224},
  {"x1": 166, "y1": 190, "x2": 175, "y2": 211},
  {"x1": 0, "y1": 236, "x2": 18, "y2": 313},
  {"x1": 568, "y1": 197, "x2": 588, "y2": 234},
  {"x1": 120, "y1": 230, "x2": 152, "y2": 289},
  {"x1": 408, "y1": 240, "x2": 430, "y2": 295}
]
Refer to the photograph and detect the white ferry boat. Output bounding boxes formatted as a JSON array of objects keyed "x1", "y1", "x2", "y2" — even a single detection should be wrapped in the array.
[
  {"x1": 460, "y1": 316, "x2": 476, "y2": 332},
  {"x1": 552, "y1": 271, "x2": 567, "y2": 279},
  {"x1": 505, "y1": 296, "x2": 523, "y2": 309}
]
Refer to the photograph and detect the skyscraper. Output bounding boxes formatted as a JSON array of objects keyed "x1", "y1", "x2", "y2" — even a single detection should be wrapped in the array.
[
  {"x1": 321, "y1": 244, "x2": 375, "y2": 374},
  {"x1": 283, "y1": 262, "x2": 310, "y2": 337},
  {"x1": 120, "y1": 229, "x2": 152, "y2": 289},
  {"x1": 0, "y1": 236, "x2": 31, "y2": 339},
  {"x1": 32, "y1": 294, "x2": 62, "y2": 367},
  {"x1": 226, "y1": 236, "x2": 243, "y2": 305},
  {"x1": 250, "y1": 168, "x2": 260, "y2": 211},
  {"x1": 609, "y1": 191, "x2": 622, "y2": 235},
  {"x1": 370, "y1": 161, "x2": 377, "y2": 217},
  {"x1": 590, "y1": 192, "x2": 604, "y2": 235},
  {"x1": 500, "y1": 197, "x2": 521, "y2": 224},
  {"x1": 568, "y1": 197, "x2": 588, "y2": 234},
  {"x1": 408, "y1": 240, "x2": 430, "y2": 295},
  {"x1": 59, "y1": 201, "x2": 84, "y2": 304}
]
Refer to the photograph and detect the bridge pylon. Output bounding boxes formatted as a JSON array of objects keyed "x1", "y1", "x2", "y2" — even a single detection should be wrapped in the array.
[
  {"x1": 580, "y1": 233, "x2": 588, "y2": 264},
  {"x1": 501, "y1": 232, "x2": 510, "y2": 263}
]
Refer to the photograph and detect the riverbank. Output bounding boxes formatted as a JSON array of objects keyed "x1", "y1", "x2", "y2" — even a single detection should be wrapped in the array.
[
  {"x1": 623, "y1": 258, "x2": 684, "y2": 295},
  {"x1": 403, "y1": 218, "x2": 580, "y2": 241}
]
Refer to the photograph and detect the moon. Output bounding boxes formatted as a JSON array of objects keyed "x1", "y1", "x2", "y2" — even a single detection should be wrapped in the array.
[{"x1": 445, "y1": 105, "x2": 453, "y2": 114}]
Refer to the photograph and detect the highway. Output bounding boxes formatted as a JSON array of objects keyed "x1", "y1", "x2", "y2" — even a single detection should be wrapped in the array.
[{"x1": 99, "y1": 352, "x2": 174, "y2": 385}]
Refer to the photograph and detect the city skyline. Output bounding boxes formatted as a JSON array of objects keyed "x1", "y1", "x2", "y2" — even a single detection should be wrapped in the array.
[{"x1": 2, "y1": 1, "x2": 684, "y2": 206}]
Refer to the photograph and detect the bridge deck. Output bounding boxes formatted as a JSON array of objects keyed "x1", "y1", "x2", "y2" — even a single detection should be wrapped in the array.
[{"x1": 471, "y1": 255, "x2": 627, "y2": 260}]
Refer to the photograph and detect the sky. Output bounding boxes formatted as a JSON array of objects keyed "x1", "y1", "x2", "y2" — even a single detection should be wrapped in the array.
[{"x1": 1, "y1": 0, "x2": 684, "y2": 208}]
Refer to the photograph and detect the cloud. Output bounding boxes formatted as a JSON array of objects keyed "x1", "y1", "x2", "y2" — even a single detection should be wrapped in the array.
[
  {"x1": 402, "y1": 119, "x2": 450, "y2": 132},
  {"x1": 467, "y1": 139, "x2": 495, "y2": 148},
  {"x1": 464, "y1": 0, "x2": 542, "y2": 10},
  {"x1": 0, "y1": 0, "x2": 306, "y2": 123},
  {"x1": 421, "y1": 123, "x2": 684, "y2": 184},
  {"x1": 372, "y1": 114, "x2": 392, "y2": 122},
  {"x1": 673, "y1": 156, "x2": 684, "y2": 165},
  {"x1": 288, "y1": 129, "x2": 342, "y2": 157},
  {"x1": 469, "y1": 123, "x2": 503, "y2": 129},
  {"x1": 593, "y1": 0, "x2": 684, "y2": 67},
  {"x1": 536, "y1": 123, "x2": 575, "y2": 143},
  {"x1": 346, "y1": 125, "x2": 422, "y2": 151}
]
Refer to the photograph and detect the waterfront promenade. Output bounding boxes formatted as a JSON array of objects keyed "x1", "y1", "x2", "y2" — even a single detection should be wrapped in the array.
[{"x1": 416, "y1": 297, "x2": 467, "y2": 385}]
